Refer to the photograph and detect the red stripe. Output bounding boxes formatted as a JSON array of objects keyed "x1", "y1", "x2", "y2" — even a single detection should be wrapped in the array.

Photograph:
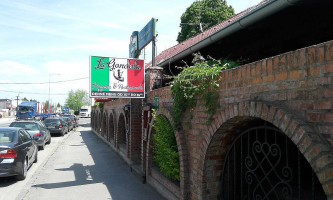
[{"x1": 127, "y1": 59, "x2": 144, "y2": 92}]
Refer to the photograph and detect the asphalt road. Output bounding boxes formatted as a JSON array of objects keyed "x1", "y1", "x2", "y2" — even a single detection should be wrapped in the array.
[{"x1": 0, "y1": 118, "x2": 164, "y2": 200}]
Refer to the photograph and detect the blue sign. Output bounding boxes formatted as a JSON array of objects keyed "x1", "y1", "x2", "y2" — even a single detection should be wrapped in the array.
[
  {"x1": 129, "y1": 31, "x2": 139, "y2": 58},
  {"x1": 138, "y1": 18, "x2": 156, "y2": 50}
]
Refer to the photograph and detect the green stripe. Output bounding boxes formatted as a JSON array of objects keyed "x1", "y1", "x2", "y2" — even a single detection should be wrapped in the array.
[{"x1": 91, "y1": 56, "x2": 109, "y2": 91}]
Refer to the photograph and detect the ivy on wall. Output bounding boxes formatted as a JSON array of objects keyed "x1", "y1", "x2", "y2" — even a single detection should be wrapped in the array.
[
  {"x1": 151, "y1": 110, "x2": 180, "y2": 181},
  {"x1": 170, "y1": 53, "x2": 238, "y2": 128},
  {"x1": 94, "y1": 102, "x2": 104, "y2": 117}
]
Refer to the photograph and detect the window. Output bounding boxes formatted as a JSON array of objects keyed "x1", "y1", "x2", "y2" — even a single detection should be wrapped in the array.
[{"x1": 19, "y1": 130, "x2": 31, "y2": 143}]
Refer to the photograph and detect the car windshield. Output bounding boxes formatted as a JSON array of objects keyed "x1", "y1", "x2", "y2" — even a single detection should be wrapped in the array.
[
  {"x1": 18, "y1": 106, "x2": 34, "y2": 112},
  {"x1": 64, "y1": 115, "x2": 75, "y2": 120},
  {"x1": 61, "y1": 117, "x2": 69, "y2": 121},
  {"x1": 0, "y1": 130, "x2": 16, "y2": 144},
  {"x1": 44, "y1": 119, "x2": 60, "y2": 124},
  {"x1": 80, "y1": 109, "x2": 88, "y2": 112},
  {"x1": 10, "y1": 122, "x2": 39, "y2": 130}
]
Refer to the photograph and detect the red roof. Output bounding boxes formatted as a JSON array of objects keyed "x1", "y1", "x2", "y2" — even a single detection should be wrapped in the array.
[{"x1": 146, "y1": 0, "x2": 269, "y2": 68}]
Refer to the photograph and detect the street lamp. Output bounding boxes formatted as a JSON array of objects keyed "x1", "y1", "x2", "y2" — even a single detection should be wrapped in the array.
[{"x1": 49, "y1": 73, "x2": 61, "y2": 113}]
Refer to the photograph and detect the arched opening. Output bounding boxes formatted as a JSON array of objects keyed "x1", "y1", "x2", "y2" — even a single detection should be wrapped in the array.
[
  {"x1": 149, "y1": 114, "x2": 180, "y2": 183},
  {"x1": 118, "y1": 113, "x2": 126, "y2": 149},
  {"x1": 94, "y1": 111, "x2": 98, "y2": 131},
  {"x1": 91, "y1": 111, "x2": 94, "y2": 129},
  {"x1": 108, "y1": 113, "x2": 114, "y2": 143},
  {"x1": 220, "y1": 121, "x2": 326, "y2": 200},
  {"x1": 202, "y1": 118, "x2": 326, "y2": 200},
  {"x1": 102, "y1": 113, "x2": 107, "y2": 138},
  {"x1": 98, "y1": 112, "x2": 102, "y2": 134}
]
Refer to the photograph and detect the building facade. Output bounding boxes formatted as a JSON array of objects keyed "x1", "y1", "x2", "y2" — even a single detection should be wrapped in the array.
[{"x1": 92, "y1": 0, "x2": 333, "y2": 199}]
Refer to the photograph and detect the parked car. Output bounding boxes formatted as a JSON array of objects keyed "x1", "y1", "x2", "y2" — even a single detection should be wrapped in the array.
[
  {"x1": 0, "y1": 127, "x2": 38, "y2": 180},
  {"x1": 9, "y1": 121, "x2": 51, "y2": 150},
  {"x1": 60, "y1": 117, "x2": 73, "y2": 131},
  {"x1": 63, "y1": 114, "x2": 78, "y2": 128},
  {"x1": 43, "y1": 118, "x2": 68, "y2": 136}
]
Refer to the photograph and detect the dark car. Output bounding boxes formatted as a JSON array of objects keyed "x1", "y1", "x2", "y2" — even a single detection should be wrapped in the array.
[
  {"x1": 0, "y1": 127, "x2": 38, "y2": 180},
  {"x1": 43, "y1": 118, "x2": 68, "y2": 136},
  {"x1": 60, "y1": 117, "x2": 73, "y2": 131},
  {"x1": 9, "y1": 121, "x2": 51, "y2": 150},
  {"x1": 63, "y1": 114, "x2": 78, "y2": 128}
]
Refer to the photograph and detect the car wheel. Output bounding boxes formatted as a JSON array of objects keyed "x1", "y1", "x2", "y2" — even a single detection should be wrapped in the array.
[
  {"x1": 33, "y1": 151, "x2": 38, "y2": 163},
  {"x1": 39, "y1": 142, "x2": 45, "y2": 150},
  {"x1": 47, "y1": 137, "x2": 51, "y2": 144},
  {"x1": 16, "y1": 158, "x2": 28, "y2": 180},
  {"x1": 61, "y1": 131, "x2": 65, "y2": 136}
]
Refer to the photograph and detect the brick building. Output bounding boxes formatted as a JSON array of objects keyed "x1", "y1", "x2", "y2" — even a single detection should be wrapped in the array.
[{"x1": 92, "y1": 0, "x2": 333, "y2": 199}]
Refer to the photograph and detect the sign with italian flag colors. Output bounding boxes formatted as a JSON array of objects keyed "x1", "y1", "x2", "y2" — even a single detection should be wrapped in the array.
[{"x1": 90, "y1": 56, "x2": 145, "y2": 98}]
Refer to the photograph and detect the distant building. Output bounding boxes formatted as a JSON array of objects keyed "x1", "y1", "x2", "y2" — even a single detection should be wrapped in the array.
[{"x1": 0, "y1": 99, "x2": 12, "y2": 110}]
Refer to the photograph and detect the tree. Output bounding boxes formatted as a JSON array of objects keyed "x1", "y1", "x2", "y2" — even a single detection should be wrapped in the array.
[
  {"x1": 177, "y1": 0, "x2": 234, "y2": 43},
  {"x1": 44, "y1": 100, "x2": 49, "y2": 113},
  {"x1": 65, "y1": 89, "x2": 89, "y2": 112}
]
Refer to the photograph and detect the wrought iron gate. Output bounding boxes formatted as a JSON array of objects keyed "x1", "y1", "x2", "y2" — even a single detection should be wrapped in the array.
[{"x1": 220, "y1": 124, "x2": 326, "y2": 200}]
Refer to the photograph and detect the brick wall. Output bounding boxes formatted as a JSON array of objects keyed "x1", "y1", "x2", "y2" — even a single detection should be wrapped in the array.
[
  {"x1": 93, "y1": 40, "x2": 333, "y2": 200},
  {"x1": 146, "y1": 40, "x2": 333, "y2": 199}
]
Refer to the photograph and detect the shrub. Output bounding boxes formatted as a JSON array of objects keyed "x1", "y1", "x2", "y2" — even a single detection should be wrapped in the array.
[
  {"x1": 170, "y1": 53, "x2": 238, "y2": 128},
  {"x1": 152, "y1": 111, "x2": 180, "y2": 181}
]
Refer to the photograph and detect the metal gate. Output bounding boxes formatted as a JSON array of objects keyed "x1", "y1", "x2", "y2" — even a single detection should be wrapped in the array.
[{"x1": 220, "y1": 124, "x2": 326, "y2": 200}]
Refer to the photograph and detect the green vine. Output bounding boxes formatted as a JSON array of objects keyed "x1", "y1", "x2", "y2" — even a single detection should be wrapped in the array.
[
  {"x1": 94, "y1": 102, "x2": 104, "y2": 117},
  {"x1": 151, "y1": 110, "x2": 180, "y2": 181},
  {"x1": 170, "y1": 53, "x2": 238, "y2": 128}
]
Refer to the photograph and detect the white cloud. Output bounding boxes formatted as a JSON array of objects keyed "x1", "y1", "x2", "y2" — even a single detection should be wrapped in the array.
[
  {"x1": 0, "y1": 60, "x2": 40, "y2": 75},
  {"x1": 45, "y1": 60, "x2": 87, "y2": 77}
]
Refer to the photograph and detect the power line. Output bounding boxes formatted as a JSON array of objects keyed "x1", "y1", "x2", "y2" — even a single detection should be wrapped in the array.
[
  {"x1": 0, "y1": 77, "x2": 88, "y2": 85},
  {"x1": 0, "y1": 89, "x2": 67, "y2": 95}
]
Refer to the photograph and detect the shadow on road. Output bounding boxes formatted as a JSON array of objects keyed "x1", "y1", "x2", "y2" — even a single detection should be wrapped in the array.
[
  {"x1": 0, "y1": 176, "x2": 17, "y2": 187},
  {"x1": 32, "y1": 126, "x2": 163, "y2": 200}
]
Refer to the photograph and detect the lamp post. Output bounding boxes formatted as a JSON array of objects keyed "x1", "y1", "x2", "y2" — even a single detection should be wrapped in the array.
[{"x1": 49, "y1": 73, "x2": 60, "y2": 113}]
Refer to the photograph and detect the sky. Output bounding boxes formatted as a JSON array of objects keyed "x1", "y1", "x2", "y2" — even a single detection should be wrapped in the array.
[{"x1": 0, "y1": 0, "x2": 262, "y2": 107}]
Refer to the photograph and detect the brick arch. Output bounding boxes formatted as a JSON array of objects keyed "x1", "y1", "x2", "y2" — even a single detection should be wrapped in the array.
[
  {"x1": 93, "y1": 110, "x2": 98, "y2": 131},
  {"x1": 117, "y1": 112, "x2": 127, "y2": 150},
  {"x1": 98, "y1": 110, "x2": 102, "y2": 134},
  {"x1": 102, "y1": 111, "x2": 107, "y2": 139},
  {"x1": 198, "y1": 101, "x2": 333, "y2": 199},
  {"x1": 108, "y1": 110, "x2": 115, "y2": 143},
  {"x1": 91, "y1": 111, "x2": 94, "y2": 129},
  {"x1": 93, "y1": 109, "x2": 101, "y2": 132},
  {"x1": 146, "y1": 109, "x2": 190, "y2": 200}
]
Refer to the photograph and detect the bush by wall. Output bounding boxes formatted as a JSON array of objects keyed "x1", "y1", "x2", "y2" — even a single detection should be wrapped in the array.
[{"x1": 152, "y1": 110, "x2": 180, "y2": 181}]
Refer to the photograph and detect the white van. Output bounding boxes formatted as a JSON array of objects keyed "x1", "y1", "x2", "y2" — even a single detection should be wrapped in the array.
[{"x1": 79, "y1": 106, "x2": 91, "y2": 118}]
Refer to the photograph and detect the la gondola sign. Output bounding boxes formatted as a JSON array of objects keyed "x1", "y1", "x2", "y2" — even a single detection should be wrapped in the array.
[{"x1": 90, "y1": 56, "x2": 145, "y2": 98}]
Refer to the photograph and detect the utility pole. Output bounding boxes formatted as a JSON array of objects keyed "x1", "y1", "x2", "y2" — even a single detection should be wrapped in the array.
[{"x1": 15, "y1": 94, "x2": 19, "y2": 111}]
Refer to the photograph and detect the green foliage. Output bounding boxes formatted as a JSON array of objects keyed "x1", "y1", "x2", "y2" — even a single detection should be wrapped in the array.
[
  {"x1": 65, "y1": 89, "x2": 89, "y2": 112},
  {"x1": 151, "y1": 110, "x2": 180, "y2": 181},
  {"x1": 170, "y1": 54, "x2": 238, "y2": 128},
  {"x1": 177, "y1": 0, "x2": 234, "y2": 43},
  {"x1": 94, "y1": 102, "x2": 104, "y2": 112}
]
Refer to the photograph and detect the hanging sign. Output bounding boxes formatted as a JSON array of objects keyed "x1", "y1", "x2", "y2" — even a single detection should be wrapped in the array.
[
  {"x1": 90, "y1": 56, "x2": 145, "y2": 98},
  {"x1": 138, "y1": 18, "x2": 156, "y2": 50},
  {"x1": 129, "y1": 31, "x2": 139, "y2": 58}
]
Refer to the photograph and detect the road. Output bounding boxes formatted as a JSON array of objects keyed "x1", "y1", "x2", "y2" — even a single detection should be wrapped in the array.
[{"x1": 0, "y1": 118, "x2": 164, "y2": 200}]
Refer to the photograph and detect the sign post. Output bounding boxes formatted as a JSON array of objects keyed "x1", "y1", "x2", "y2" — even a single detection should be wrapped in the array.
[{"x1": 129, "y1": 18, "x2": 157, "y2": 65}]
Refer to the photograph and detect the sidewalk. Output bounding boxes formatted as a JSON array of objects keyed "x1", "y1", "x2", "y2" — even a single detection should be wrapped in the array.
[
  {"x1": 0, "y1": 116, "x2": 15, "y2": 123},
  {"x1": 19, "y1": 125, "x2": 165, "y2": 200}
]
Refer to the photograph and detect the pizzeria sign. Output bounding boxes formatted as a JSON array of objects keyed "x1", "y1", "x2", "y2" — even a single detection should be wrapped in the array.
[{"x1": 89, "y1": 56, "x2": 145, "y2": 98}]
